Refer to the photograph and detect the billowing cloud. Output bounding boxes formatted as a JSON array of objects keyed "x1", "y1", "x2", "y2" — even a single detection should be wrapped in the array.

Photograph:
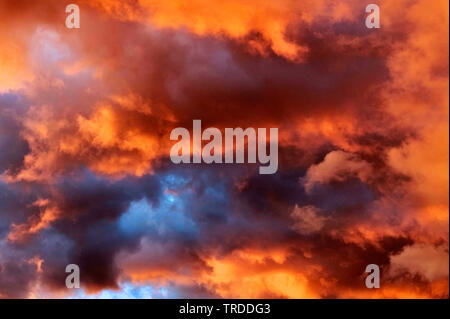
[
  {"x1": 0, "y1": 0, "x2": 448, "y2": 298},
  {"x1": 290, "y1": 205, "x2": 328, "y2": 235},
  {"x1": 389, "y1": 244, "x2": 449, "y2": 282}
]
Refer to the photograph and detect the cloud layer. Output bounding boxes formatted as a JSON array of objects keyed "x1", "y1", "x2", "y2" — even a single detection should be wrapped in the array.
[{"x1": 0, "y1": 0, "x2": 448, "y2": 298}]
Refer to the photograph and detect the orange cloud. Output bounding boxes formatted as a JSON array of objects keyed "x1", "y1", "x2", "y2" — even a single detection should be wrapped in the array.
[{"x1": 8, "y1": 199, "x2": 60, "y2": 243}]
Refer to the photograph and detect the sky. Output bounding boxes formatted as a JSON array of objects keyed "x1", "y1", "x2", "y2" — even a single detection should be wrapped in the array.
[{"x1": 0, "y1": 0, "x2": 448, "y2": 298}]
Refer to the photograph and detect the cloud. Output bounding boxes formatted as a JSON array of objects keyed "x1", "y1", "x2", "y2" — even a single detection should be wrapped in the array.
[
  {"x1": 0, "y1": 0, "x2": 447, "y2": 298},
  {"x1": 302, "y1": 150, "x2": 372, "y2": 193},
  {"x1": 389, "y1": 244, "x2": 449, "y2": 282},
  {"x1": 290, "y1": 205, "x2": 328, "y2": 235}
]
